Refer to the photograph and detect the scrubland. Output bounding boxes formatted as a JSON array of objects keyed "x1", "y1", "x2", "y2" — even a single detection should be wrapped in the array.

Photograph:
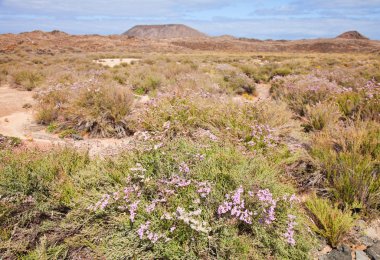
[{"x1": 0, "y1": 50, "x2": 379, "y2": 259}]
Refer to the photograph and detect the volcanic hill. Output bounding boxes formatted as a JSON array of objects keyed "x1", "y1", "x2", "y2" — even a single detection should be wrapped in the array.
[
  {"x1": 122, "y1": 24, "x2": 207, "y2": 39},
  {"x1": 336, "y1": 31, "x2": 369, "y2": 40}
]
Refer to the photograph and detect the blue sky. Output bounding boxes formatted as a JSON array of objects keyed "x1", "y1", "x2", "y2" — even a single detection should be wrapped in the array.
[{"x1": 0, "y1": 0, "x2": 379, "y2": 39}]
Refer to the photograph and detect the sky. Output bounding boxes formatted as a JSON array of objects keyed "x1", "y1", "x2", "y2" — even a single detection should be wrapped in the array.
[{"x1": 0, "y1": 0, "x2": 379, "y2": 39}]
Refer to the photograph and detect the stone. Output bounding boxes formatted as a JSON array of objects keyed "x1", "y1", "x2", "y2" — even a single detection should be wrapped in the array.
[
  {"x1": 319, "y1": 245, "x2": 351, "y2": 260},
  {"x1": 72, "y1": 134, "x2": 84, "y2": 141},
  {"x1": 360, "y1": 236, "x2": 375, "y2": 247},
  {"x1": 356, "y1": 250, "x2": 371, "y2": 260},
  {"x1": 366, "y1": 241, "x2": 380, "y2": 260}
]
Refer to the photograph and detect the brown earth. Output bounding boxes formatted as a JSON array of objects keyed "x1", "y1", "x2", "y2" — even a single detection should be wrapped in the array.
[{"x1": 1, "y1": 30, "x2": 380, "y2": 54}]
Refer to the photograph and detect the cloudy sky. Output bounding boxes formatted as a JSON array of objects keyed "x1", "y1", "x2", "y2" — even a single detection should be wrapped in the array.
[{"x1": 0, "y1": 0, "x2": 379, "y2": 39}]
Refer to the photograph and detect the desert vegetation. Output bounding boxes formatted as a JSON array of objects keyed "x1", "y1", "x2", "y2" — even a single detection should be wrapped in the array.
[{"x1": 0, "y1": 45, "x2": 379, "y2": 259}]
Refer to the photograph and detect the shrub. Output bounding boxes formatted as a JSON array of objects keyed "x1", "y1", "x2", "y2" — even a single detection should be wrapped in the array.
[
  {"x1": 311, "y1": 121, "x2": 380, "y2": 212},
  {"x1": 64, "y1": 83, "x2": 134, "y2": 137},
  {"x1": 130, "y1": 70, "x2": 164, "y2": 94},
  {"x1": 129, "y1": 94, "x2": 293, "y2": 150},
  {"x1": 336, "y1": 80, "x2": 380, "y2": 121},
  {"x1": 305, "y1": 195, "x2": 354, "y2": 247},
  {"x1": 35, "y1": 80, "x2": 134, "y2": 137},
  {"x1": 271, "y1": 74, "x2": 341, "y2": 116},
  {"x1": 35, "y1": 87, "x2": 68, "y2": 124},
  {"x1": 14, "y1": 70, "x2": 45, "y2": 90},
  {"x1": 303, "y1": 102, "x2": 341, "y2": 131},
  {"x1": 222, "y1": 72, "x2": 256, "y2": 95}
]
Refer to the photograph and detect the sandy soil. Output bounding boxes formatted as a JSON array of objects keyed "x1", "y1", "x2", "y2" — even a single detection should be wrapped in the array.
[
  {"x1": 255, "y1": 83, "x2": 271, "y2": 100},
  {"x1": 0, "y1": 85, "x2": 38, "y2": 138},
  {"x1": 94, "y1": 58, "x2": 140, "y2": 67}
]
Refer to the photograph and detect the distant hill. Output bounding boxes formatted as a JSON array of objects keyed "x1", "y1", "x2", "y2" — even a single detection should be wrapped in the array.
[
  {"x1": 336, "y1": 31, "x2": 369, "y2": 40},
  {"x1": 122, "y1": 24, "x2": 207, "y2": 39}
]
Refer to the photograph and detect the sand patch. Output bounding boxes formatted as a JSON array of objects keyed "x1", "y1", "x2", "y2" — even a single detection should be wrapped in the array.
[{"x1": 94, "y1": 58, "x2": 140, "y2": 67}]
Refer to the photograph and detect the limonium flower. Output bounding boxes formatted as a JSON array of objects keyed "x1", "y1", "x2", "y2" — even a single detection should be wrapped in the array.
[
  {"x1": 284, "y1": 214, "x2": 297, "y2": 246},
  {"x1": 137, "y1": 221, "x2": 150, "y2": 239},
  {"x1": 197, "y1": 181, "x2": 212, "y2": 198},
  {"x1": 129, "y1": 200, "x2": 140, "y2": 222},
  {"x1": 257, "y1": 189, "x2": 277, "y2": 224},
  {"x1": 179, "y1": 162, "x2": 190, "y2": 174},
  {"x1": 217, "y1": 186, "x2": 252, "y2": 224}
]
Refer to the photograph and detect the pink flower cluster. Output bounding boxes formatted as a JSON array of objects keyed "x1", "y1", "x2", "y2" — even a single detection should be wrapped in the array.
[
  {"x1": 257, "y1": 189, "x2": 277, "y2": 224},
  {"x1": 196, "y1": 181, "x2": 212, "y2": 198},
  {"x1": 163, "y1": 175, "x2": 192, "y2": 187},
  {"x1": 137, "y1": 221, "x2": 164, "y2": 243},
  {"x1": 284, "y1": 214, "x2": 297, "y2": 246},
  {"x1": 179, "y1": 162, "x2": 190, "y2": 174},
  {"x1": 248, "y1": 124, "x2": 279, "y2": 148},
  {"x1": 217, "y1": 186, "x2": 253, "y2": 224}
]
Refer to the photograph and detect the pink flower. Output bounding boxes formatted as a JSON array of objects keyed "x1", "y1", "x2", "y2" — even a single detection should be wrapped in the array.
[
  {"x1": 129, "y1": 200, "x2": 140, "y2": 222},
  {"x1": 284, "y1": 214, "x2": 297, "y2": 246},
  {"x1": 179, "y1": 162, "x2": 190, "y2": 174},
  {"x1": 137, "y1": 221, "x2": 150, "y2": 239}
]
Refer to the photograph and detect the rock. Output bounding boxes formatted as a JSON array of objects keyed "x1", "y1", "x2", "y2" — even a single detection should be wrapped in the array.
[
  {"x1": 320, "y1": 245, "x2": 333, "y2": 255},
  {"x1": 355, "y1": 220, "x2": 368, "y2": 231},
  {"x1": 366, "y1": 241, "x2": 380, "y2": 260},
  {"x1": 356, "y1": 250, "x2": 371, "y2": 260},
  {"x1": 360, "y1": 236, "x2": 376, "y2": 247},
  {"x1": 72, "y1": 134, "x2": 83, "y2": 141},
  {"x1": 319, "y1": 245, "x2": 351, "y2": 260},
  {"x1": 364, "y1": 220, "x2": 380, "y2": 242}
]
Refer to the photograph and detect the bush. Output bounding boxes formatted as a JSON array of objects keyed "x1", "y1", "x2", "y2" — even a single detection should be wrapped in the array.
[
  {"x1": 65, "y1": 84, "x2": 134, "y2": 137},
  {"x1": 14, "y1": 70, "x2": 45, "y2": 90},
  {"x1": 303, "y1": 102, "x2": 341, "y2": 131},
  {"x1": 35, "y1": 80, "x2": 134, "y2": 137},
  {"x1": 305, "y1": 195, "x2": 354, "y2": 247},
  {"x1": 222, "y1": 72, "x2": 256, "y2": 95},
  {"x1": 35, "y1": 87, "x2": 68, "y2": 124},
  {"x1": 336, "y1": 80, "x2": 380, "y2": 121},
  {"x1": 129, "y1": 94, "x2": 294, "y2": 150},
  {"x1": 130, "y1": 71, "x2": 163, "y2": 94},
  {"x1": 311, "y1": 121, "x2": 380, "y2": 212},
  {"x1": 271, "y1": 74, "x2": 341, "y2": 116}
]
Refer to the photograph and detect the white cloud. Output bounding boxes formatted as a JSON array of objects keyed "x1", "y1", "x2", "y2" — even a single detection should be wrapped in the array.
[{"x1": 1, "y1": 0, "x2": 234, "y2": 16}]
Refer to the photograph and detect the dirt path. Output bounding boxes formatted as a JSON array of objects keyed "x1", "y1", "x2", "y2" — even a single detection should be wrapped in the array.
[
  {"x1": 0, "y1": 85, "x2": 39, "y2": 138},
  {"x1": 232, "y1": 83, "x2": 271, "y2": 103},
  {"x1": 94, "y1": 58, "x2": 140, "y2": 67},
  {"x1": 255, "y1": 83, "x2": 270, "y2": 100}
]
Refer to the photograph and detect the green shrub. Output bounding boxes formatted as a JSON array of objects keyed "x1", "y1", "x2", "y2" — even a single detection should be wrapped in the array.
[
  {"x1": 336, "y1": 89, "x2": 380, "y2": 121},
  {"x1": 305, "y1": 195, "x2": 354, "y2": 247},
  {"x1": 311, "y1": 121, "x2": 380, "y2": 212},
  {"x1": 222, "y1": 72, "x2": 256, "y2": 95},
  {"x1": 0, "y1": 139, "x2": 314, "y2": 259}
]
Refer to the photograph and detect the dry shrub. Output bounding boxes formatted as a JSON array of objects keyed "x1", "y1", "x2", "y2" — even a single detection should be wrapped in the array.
[
  {"x1": 35, "y1": 87, "x2": 68, "y2": 124},
  {"x1": 65, "y1": 84, "x2": 134, "y2": 137},
  {"x1": 304, "y1": 102, "x2": 342, "y2": 131},
  {"x1": 14, "y1": 70, "x2": 45, "y2": 90},
  {"x1": 36, "y1": 81, "x2": 134, "y2": 137}
]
